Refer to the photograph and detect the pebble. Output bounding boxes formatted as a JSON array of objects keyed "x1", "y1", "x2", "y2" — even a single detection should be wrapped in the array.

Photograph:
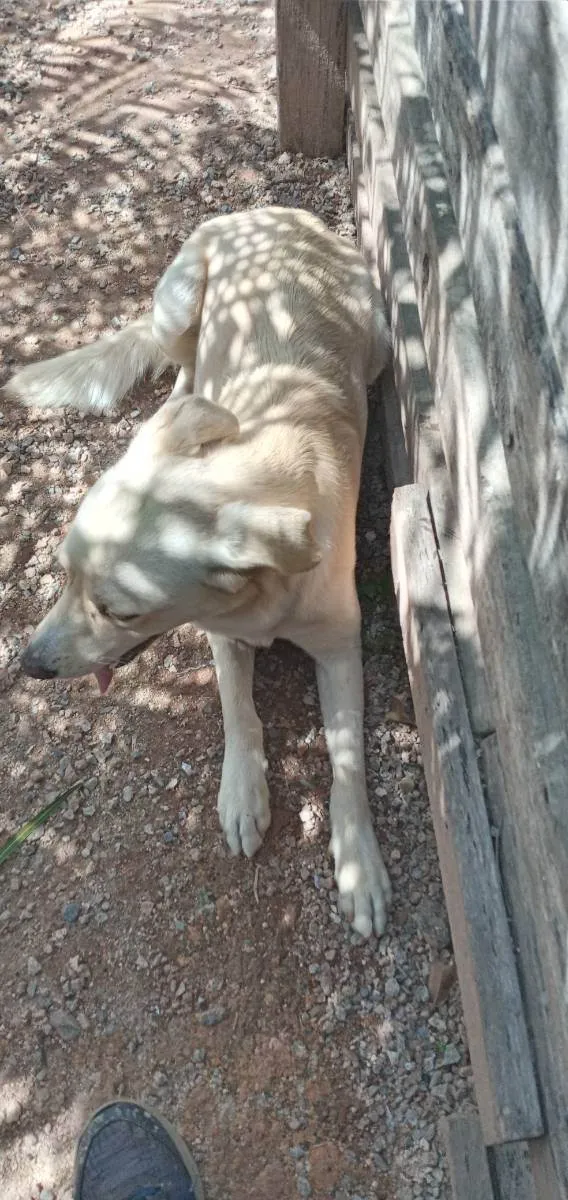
[
  {"x1": 49, "y1": 1008, "x2": 82, "y2": 1041},
  {"x1": 63, "y1": 903, "x2": 81, "y2": 924},
  {"x1": 442, "y1": 1044, "x2": 461, "y2": 1068},
  {"x1": 385, "y1": 977, "x2": 401, "y2": 999},
  {"x1": 428, "y1": 960, "x2": 457, "y2": 1006},
  {"x1": 198, "y1": 1008, "x2": 225, "y2": 1027},
  {"x1": 1, "y1": 1098, "x2": 23, "y2": 1127},
  {"x1": 27, "y1": 956, "x2": 42, "y2": 976}
]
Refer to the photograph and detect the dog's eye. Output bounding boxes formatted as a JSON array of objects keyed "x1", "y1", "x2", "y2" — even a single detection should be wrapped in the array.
[{"x1": 94, "y1": 601, "x2": 138, "y2": 623}]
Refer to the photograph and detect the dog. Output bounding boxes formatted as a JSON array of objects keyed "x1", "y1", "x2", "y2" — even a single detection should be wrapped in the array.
[{"x1": 6, "y1": 206, "x2": 392, "y2": 937}]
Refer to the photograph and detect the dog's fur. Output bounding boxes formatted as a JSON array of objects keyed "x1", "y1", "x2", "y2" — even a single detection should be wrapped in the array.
[{"x1": 6, "y1": 207, "x2": 392, "y2": 936}]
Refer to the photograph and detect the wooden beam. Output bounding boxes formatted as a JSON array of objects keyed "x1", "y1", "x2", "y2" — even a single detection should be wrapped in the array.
[
  {"x1": 390, "y1": 483, "x2": 542, "y2": 1145},
  {"x1": 346, "y1": 10, "x2": 493, "y2": 736},
  {"x1": 442, "y1": 1113, "x2": 495, "y2": 1200},
  {"x1": 488, "y1": 1141, "x2": 538, "y2": 1200},
  {"x1": 410, "y1": 0, "x2": 568, "y2": 722},
  {"x1": 481, "y1": 736, "x2": 568, "y2": 1196},
  {"x1": 362, "y1": 2, "x2": 568, "y2": 1171},
  {"x1": 275, "y1": 0, "x2": 346, "y2": 157}
]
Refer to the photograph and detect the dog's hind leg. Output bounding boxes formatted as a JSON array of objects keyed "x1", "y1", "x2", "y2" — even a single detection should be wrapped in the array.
[{"x1": 208, "y1": 634, "x2": 271, "y2": 858}]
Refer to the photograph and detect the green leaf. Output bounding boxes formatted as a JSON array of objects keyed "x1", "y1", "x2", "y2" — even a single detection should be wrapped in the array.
[{"x1": 0, "y1": 777, "x2": 91, "y2": 867}]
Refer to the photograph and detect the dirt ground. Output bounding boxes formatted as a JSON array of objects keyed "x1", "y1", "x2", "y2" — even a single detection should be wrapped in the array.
[{"x1": 0, "y1": 2, "x2": 474, "y2": 1197}]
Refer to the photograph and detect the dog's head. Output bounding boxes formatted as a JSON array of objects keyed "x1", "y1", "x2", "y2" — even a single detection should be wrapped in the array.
[{"x1": 20, "y1": 391, "x2": 320, "y2": 691}]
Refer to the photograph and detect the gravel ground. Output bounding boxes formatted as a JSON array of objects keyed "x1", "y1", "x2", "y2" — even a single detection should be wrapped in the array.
[{"x1": 0, "y1": 1, "x2": 475, "y2": 1197}]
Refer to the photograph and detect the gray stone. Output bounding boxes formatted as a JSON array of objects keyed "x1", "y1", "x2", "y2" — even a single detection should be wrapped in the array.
[
  {"x1": 63, "y1": 903, "x2": 80, "y2": 924},
  {"x1": 49, "y1": 1008, "x2": 82, "y2": 1041}
]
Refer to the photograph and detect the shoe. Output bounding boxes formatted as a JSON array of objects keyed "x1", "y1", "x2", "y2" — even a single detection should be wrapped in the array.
[{"x1": 73, "y1": 1100, "x2": 204, "y2": 1200}]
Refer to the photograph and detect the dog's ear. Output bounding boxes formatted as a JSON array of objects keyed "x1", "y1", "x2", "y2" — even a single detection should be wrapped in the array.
[
  {"x1": 151, "y1": 392, "x2": 239, "y2": 457},
  {"x1": 210, "y1": 502, "x2": 321, "y2": 579}
]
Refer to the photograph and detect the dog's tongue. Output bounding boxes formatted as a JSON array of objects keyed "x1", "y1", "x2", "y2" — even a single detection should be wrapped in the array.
[{"x1": 94, "y1": 666, "x2": 114, "y2": 695}]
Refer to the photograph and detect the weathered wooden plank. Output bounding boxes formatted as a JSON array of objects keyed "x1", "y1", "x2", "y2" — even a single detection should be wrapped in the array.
[
  {"x1": 488, "y1": 1141, "x2": 537, "y2": 1200},
  {"x1": 364, "y1": 4, "x2": 568, "y2": 1176},
  {"x1": 410, "y1": 0, "x2": 568, "y2": 728},
  {"x1": 275, "y1": 0, "x2": 346, "y2": 157},
  {"x1": 346, "y1": 11, "x2": 441, "y2": 485},
  {"x1": 441, "y1": 1112, "x2": 495, "y2": 1200},
  {"x1": 346, "y1": 11, "x2": 493, "y2": 735},
  {"x1": 427, "y1": 477, "x2": 493, "y2": 738},
  {"x1": 481, "y1": 735, "x2": 568, "y2": 1195},
  {"x1": 529, "y1": 1138, "x2": 565, "y2": 1200},
  {"x1": 390, "y1": 484, "x2": 542, "y2": 1145}
]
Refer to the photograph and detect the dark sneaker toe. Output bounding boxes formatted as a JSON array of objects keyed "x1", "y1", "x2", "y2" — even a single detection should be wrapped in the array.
[{"x1": 73, "y1": 1102, "x2": 204, "y2": 1200}]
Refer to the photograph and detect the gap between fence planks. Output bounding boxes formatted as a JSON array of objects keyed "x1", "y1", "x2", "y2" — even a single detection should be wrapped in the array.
[{"x1": 390, "y1": 483, "x2": 542, "y2": 1145}]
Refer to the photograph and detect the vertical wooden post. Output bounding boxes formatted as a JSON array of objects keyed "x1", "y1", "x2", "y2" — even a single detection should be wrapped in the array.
[{"x1": 275, "y1": 0, "x2": 347, "y2": 157}]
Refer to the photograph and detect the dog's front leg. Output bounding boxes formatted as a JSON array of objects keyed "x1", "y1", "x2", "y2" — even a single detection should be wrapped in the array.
[
  {"x1": 208, "y1": 634, "x2": 271, "y2": 857},
  {"x1": 315, "y1": 645, "x2": 392, "y2": 937}
]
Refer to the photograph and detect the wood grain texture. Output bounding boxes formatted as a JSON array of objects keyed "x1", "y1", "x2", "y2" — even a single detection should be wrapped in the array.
[
  {"x1": 488, "y1": 1141, "x2": 537, "y2": 1200},
  {"x1": 410, "y1": 0, "x2": 568, "y2": 732},
  {"x1": 442, "y1": 1113, "x2": 495, "y2": 1200},
  {"x1": 390, "y1": 484, "x2": 542, "y2": 1145},
  {"x1": 346, "y1": 8, "x2": 493, "y2": 735},
  {"x1": 481, "y1": 735, "x2": 568, "y2": 1195},
  {"x1": 275, "y1": 0, "x2": 346, "y2": 157},
  {"x1": 362, "y1": 3, "x2": 568, "y2": 1175}
]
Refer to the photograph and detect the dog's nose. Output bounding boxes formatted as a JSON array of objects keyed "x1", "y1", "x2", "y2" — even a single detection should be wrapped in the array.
[{"x1": 20, "y1": 646, "x2": 58, "y2": 680}]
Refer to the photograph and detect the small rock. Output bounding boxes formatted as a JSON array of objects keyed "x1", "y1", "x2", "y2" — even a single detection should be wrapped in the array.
[
  {"x1": 442, "y1": 1043, "x2": 461, "y2": 1067},
  {"x1": 63, "y1": 902, "x2": 81, "y2": 924},
  {"x1": 27, "y1": 956, "x2": 42, "y2": 976},
  {"x1": 49, "y1": 1008, "x2": 82, "y2": 1041},
  {"x1": 1, "y1": 1098, "x2": 23, "y2": 1126},
  {"x1": 428, "y1": 959, "x2": 457, "y2": 1006},
  {"x1": 385, "y1": 976, "x2": 400, "y2": 1000},
  {"x1": 197, "y1": 1008, "x2": 225, "y2": 1027},
  {"x1": 414, "y1": 898, "x2": 451, "y2": 951}
]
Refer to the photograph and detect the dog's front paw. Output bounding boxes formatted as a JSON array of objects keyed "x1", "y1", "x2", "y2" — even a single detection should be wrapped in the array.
[
  {"x1": 331, "y1": 808, "x2": 392, "y2": 938},
  {"x1": 217, "y1": 748, "x2": 271, "y2": 858}
]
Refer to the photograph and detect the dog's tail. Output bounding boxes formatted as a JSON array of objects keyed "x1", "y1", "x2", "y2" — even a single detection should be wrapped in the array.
[{"x1": 4, "y1": 314, "x2": 170, "y2": 415}]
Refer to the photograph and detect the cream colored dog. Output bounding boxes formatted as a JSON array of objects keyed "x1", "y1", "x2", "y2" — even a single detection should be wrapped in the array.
[{"x1": 7, "y1": 207, "x2": 392, "y2": 936}]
